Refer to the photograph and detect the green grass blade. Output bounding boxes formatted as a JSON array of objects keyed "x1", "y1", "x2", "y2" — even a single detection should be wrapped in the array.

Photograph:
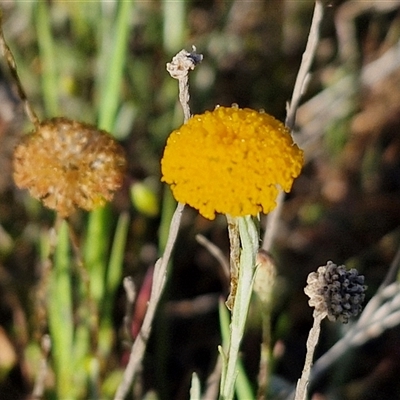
[
  {"x1": 97, "y1": 0, "x2": 133, "y2": 132},
  {"x1": 84, "y1": 0, "x2": 133, "y2": 309},
  {"x1": 98, "y1": 212, "x2": 130, "y2": 358},
  {"x1": 105, "y1": 211, "x2": 130, "y2": 308},
  {"x1": 35, "y1": 1, "x2": 59, "y2": 117}
]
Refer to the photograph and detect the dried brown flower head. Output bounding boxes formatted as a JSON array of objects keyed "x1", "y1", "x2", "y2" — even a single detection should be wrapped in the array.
[
  {"x1": 13, "y1": 117, "x2": 126, "y2": 217},
  {"x1": 304, "y1": 261, "x2": 367, "y2": 323}
]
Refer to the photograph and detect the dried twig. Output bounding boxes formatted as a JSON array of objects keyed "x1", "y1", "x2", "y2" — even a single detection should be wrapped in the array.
[
  {"x1": 165, "y1": 293, "x2": 220, "y2": 318},
  {"x1": 335, "y1": 0, "x2": 400, "y2": 64},
  {"x1": 194, "y1": 234, "x2": 230, "y2": 400},
  {"x1": 254, "y1": 251, "x2": 277, "y2": 399},
  {"x1": 309, "y1": 282, "x2": 400, "y2": 385},
  {"x1": 295, "y1": 312, "x2": 324, "y2": 400},
  {"x1": 114, "y1": 203, "x2": 184, "y2": 399},
  {"x1": 122, "y1": 276, "x2": 137, "y2": 340},
  {"x1": 196, "y1": 234, "x2": 230, "y2": 281},
  {"x1": 285, "y1": 2, "x2": 324, "y2": 131},
  {"x1": 262, "y1": 0, "x2": 324, "y2": 252},
  {"x1": 114, "y1": 47, "x2": 201, "y2": 399},
  {"x1": 32, "y1": 334, "x2": 51, "y2": 399}
]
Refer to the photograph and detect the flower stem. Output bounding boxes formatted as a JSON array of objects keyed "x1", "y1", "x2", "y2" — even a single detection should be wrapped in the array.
[
  {"x1": 220, "y1": 215, "x2": 259, "y2": 400},
  {"x1": 114, "y1": 202, "x2": 185, "y2": 399},
  {"x1": 294, "y1": 311, "x2": 324, "y2": 400},
  {"x1": 0, "y1": 11, "x2": 39, "y2": 126}
]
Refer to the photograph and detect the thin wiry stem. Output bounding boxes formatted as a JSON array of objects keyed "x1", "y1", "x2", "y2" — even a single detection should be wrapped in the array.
[
  {"x1": 263, "y1": 3, "x2": 325, "y2": 399},
  {"x1": 294, "y1": 312, "x2": 324, "y2": 400},
  {"x1": 254, "y1": 251, "x2": 277, "y2": 399},
  {"x1": 32, "y1": 334, "x2": 51, "y2": 399},
  {"x1": 32, "y1": 217, "x2": 63, "y2": 399},
  {"x1": 285, "y1": 1, "x2": 324, "y2": 131},
  {"x1": 115, "y1": 48, "x2": 201, "y2": 399},
  {"x1": 196, "y1": 234, "x2": 230, "y2": 281},
  {"x1": 194, "y1": 234, "x2": 230, "y2": 400},
  {"x1": 309, "y1": 283, "x2": 400, "y2": 385},
  {"x1": 262, "y1": 0, "x2": 324, "y2": 252},
  {"x1": 262, "y1": 190, "x2": 285, "y2": 252},
  {"x1": 122, "y1": 277, "x2": 137, "y2": 341},
  {"x1": 114, "y1": 203, "x2": 185, "y2": 399},
  {"x1": 0, "y1": 12, "x2": 40, "y2": 127},
  {"x1": 33, "y1": 214, "x2": 64, "y2": 338}
]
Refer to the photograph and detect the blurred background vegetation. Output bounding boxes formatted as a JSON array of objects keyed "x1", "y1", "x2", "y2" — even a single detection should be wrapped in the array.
[{"x1": 1, "y1": 1, "x2": 400, "y2": 399}]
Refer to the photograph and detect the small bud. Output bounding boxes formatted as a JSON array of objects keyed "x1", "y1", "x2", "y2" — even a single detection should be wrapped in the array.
[
  {"x1": 130, "y1": 178, "x2": 159, "y2": 217},
  {"x1": 253, "y1": 250, "x2": 276, "y2": 307}
]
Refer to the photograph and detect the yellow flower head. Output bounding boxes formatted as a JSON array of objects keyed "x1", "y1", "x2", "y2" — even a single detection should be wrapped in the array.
[
  {"x1": 161, "y1": 106, "x2": 303, "y2": 219},
  {"x1": 13, "y1": 117, "x2": 126, "y2": 217}
]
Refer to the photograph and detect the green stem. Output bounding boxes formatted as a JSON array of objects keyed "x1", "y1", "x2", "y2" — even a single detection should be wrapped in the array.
[
  {"x1": 220, "y1": 216, "x2": 259, "y2": 400},
  {"x1": 257, "y1": 315, "x2": 273, "y2": 399},
  {"x1": 84, "y1": 205, "x2": 111, "y2": 304},
  {"x1": 98, "y1": 212, "x2": 130, "y2": 358},
  {"x1": 219, "y1": 301, "x2": 255, "y2": 400},
  {"x1": 48, "y1": 220, "x2": 74, "y2": 398}
]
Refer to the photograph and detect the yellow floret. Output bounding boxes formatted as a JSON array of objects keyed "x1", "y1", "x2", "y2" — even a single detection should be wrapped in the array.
[{"x1": 161, "y1": 106, "x2": 303, "y2": 220}]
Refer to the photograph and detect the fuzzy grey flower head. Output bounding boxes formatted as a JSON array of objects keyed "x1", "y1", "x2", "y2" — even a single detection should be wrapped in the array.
[{"x1": 304, "y1": 261, "x2": 367, "y2": 323}]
